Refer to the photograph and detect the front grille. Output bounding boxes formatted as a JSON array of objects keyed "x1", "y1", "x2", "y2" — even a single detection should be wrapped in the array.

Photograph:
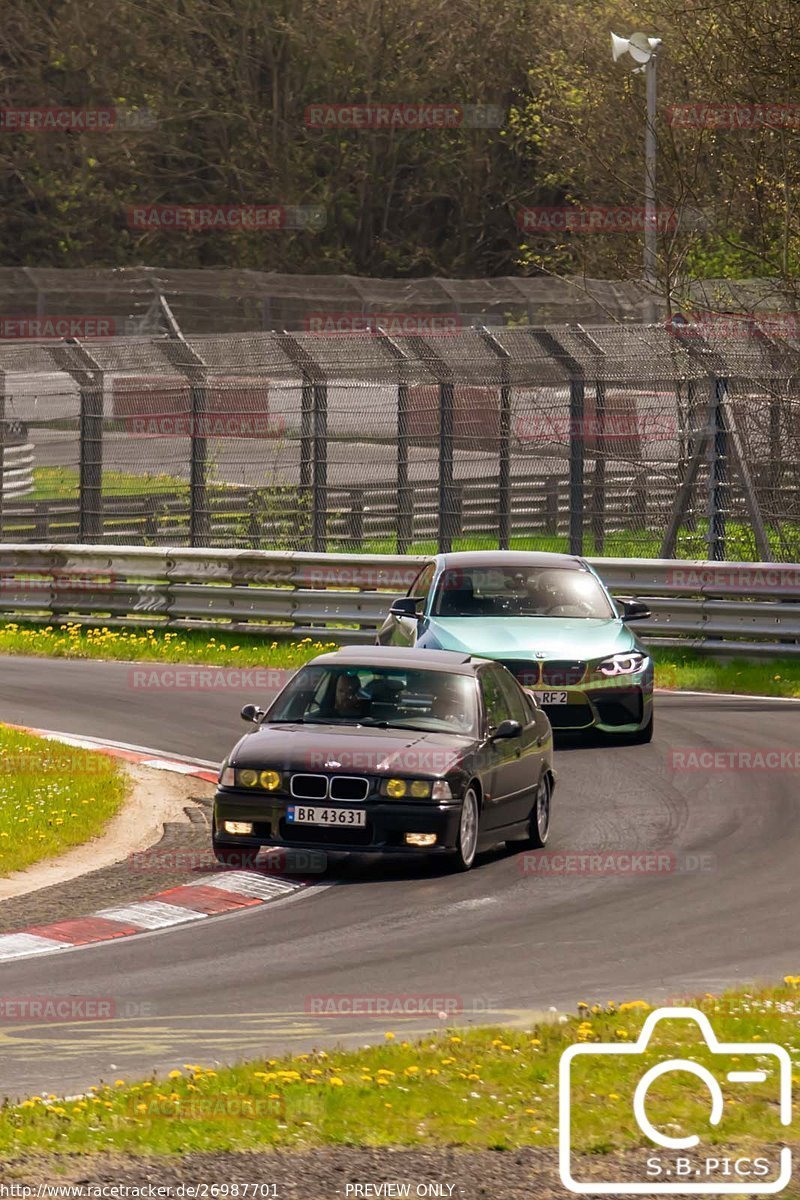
[
  {"x1": 499, "y1": 660, "x2": 540, "y2": 687},
  {"x1": 541, "y1": 660, "x2": 586, "y2": 686},
  {"x1": 289, "y1": 774, "x2": 328, "y2": 800},
  {"x1": 329, "y1": 776, "x2": 370, "y2": 801}
]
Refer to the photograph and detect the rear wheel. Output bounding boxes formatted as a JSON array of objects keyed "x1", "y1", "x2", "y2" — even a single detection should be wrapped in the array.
[
  {"x1": 511, "y1": 773, "x2": 552, "y2": 850},
  {"x1": 448, "y1": 786, "x2": 481, "y2": 872}
]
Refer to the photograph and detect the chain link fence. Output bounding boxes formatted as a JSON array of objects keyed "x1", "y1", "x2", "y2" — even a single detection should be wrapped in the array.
[{"x1": 1, "y1": 314, "x2": 799, "y2": 561}]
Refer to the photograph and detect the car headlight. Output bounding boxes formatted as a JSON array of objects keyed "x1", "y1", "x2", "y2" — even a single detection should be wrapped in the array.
[
  {"x1": 380, "y1": 778, "x2": 433, "y2": 799},
  {"x1": 235, "y1": 768, "x2": 282, "y2": 791},
  {"x1": 595, "y1": 652, "x2": 650, "y2": 678}
]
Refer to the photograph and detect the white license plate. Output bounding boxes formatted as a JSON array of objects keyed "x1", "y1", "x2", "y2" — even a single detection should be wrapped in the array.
[
  {"x1": 533, "y1": 690, "x2": 569, "y2": 705},
  {"x1": 287, "y1": 805, "x2": 367, "y2": 827}
]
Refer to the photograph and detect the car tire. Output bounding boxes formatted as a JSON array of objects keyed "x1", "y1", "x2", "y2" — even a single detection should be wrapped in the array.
[
  {"x1": 448, "y1": 785, "x2": 481, "y2": 872},
  {"x1": 628, "y1": 710, "x2": 654, "y2": 745},
  {"x1": 212, "y1": 841, "x2": 260, "y2": 870},
  {"x1": 512, "y1": 773, "x2": 552, "y2": 850}
]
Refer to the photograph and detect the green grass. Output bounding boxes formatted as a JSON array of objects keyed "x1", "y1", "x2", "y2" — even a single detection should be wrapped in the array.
[
  {"x1": 0, "y1": 725, "x2": 129, "y2": 876},
  {"x1": 1, "y1": 983, "x2": 797, "y2": 1156},
  {"x1": 655, "y1": 652, "x2": 800, "y2": 698},
  {"x1": 0, "y1": 623, "x2": 336, "y2": 668},
  {"x1": 32, "y1": 467, "x2": 189, "y2": 501},
  {"x1": 360, "y1": 522, "x2": 800, "y2": 561},
  {"x1": 0, "y1": 623, "x2": 795, "y2": 698}
]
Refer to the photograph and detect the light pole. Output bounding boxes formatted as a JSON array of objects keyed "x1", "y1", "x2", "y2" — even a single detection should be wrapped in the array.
[{"x1": 611, "y1": 32, "x2": 662, "y2": 307}]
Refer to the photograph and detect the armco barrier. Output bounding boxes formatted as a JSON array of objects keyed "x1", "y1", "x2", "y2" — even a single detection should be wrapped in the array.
[{"x1": 0, "y1": 544, "x2": 798, "y2": 656}]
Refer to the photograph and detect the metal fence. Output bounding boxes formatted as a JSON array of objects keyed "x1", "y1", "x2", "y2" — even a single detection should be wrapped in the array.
[
  {"x1": 1, "y1": 267, "x2": 794, "y2": 332},
  {"x1": 1, "y1": 544, "x2": 798, "y2": 656},
  {"x1": 2, "y1": 313, "x2": 800, "y2": 562}
]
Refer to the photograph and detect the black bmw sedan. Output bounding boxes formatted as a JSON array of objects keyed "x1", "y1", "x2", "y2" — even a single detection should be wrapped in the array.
[{"x1": 213, "y1": 646, "x2": 555, "y2": 872}]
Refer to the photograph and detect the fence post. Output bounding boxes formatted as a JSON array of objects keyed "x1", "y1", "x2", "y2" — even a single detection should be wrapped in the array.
[
  {"x1": 375, "y1": 328, "x2": 413, "y2": 552},
  {"x1": 706, "y1": 375, "x2": 728, "y2": 561},
  {"x1": 0, "y1": 370, "x2": 5, "y2": 540},
  {"x1": 313, "y1": 379, "x2": 328, "y2": 551},
  {"x1": 528, "y1": 329, "x2": 585, "y2": 555},
  {"x1": 48, "y1": 341, "x2": 104, "y2": 542},
  {"x1": 479, "y1": 327, "x2": 511, "y2": 549},
  {"x1": 159, "y1": 298, "x2": 210, "y2": 547},
  {"x1": 403, "y1": 335, "x2": 457, "y2": 554},
  {"x1": 571, "y1": 325, "x2": 609, "y2": 554},
  {"x1": 277, "y1": 333, "x2": 328, "y2": 552}
]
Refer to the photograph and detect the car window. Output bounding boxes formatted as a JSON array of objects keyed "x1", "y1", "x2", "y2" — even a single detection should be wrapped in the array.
[
  {"x1": 495, "y1": 669, "x2": 529, "y2": 725},
  {"x1": 409, "y1": 564, "x2": 436, "y2": 606},
  {"x1": 266, "y1": 664, "x2": 479, "y2": 735},
  {"x1": 431, "y1": 565, "x2": 614, "y2": 618},
  {"x1": 480, "y1": 668, "x2": 511, "y2": 732}
]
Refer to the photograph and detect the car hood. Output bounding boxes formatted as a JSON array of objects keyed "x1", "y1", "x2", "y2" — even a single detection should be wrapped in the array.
[
  {"x1": 229, "y1": 722, "x2": 472, "y2": 776},
  {"x1": 424, "y1": 616, "x2": 638, "y2": 659}
]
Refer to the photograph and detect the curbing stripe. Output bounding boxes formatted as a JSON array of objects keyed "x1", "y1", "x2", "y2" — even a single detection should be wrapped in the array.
[
  {"x1": 199, "y1": 871, "x2": 302, "y2": 899},
  {"x1": 0, "y1": 933, "x2": 69, "y2": 962},
  {"x1": 25, "y1": 916, "x2": 141, "y2": 945},
  {"x1": 156, "y1": 884, "x2": 263, "y2": 914},
  {"x1": 95, "y1": 901, "x2": 209, "y2": 930},
  {"x1": 0, "y1": 726, "x2": 316, "y2": 967}
]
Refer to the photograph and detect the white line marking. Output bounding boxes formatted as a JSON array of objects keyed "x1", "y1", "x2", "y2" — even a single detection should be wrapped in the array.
[
  {"x1": 0, "y1": 933, "x2": 69, "y2": 961},
  {"x1": 727, "y1": 1070, "x2": 767, "y2": 1082},
  {"x1": 139, "y1": 759, "x2": 208, "y2": 775},
  {"x1": 200, "y1": 872, "x2": 301, "y2": 899},
  {"x1": 95, "y1": 901, "x2": 208, "y2": 929}
]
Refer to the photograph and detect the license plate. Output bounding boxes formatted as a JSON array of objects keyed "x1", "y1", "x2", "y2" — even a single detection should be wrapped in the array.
[
  {"x1": 533, "y1": 690, "x2": 569, "y2": 705},
  {"x1": 287, "y1": 805, "x2": 367, "y2": 827}
]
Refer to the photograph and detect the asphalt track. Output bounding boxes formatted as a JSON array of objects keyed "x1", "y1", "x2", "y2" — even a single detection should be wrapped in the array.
[{"x1": 0, "y1": 655, "x2": 797, "y2": 1100}]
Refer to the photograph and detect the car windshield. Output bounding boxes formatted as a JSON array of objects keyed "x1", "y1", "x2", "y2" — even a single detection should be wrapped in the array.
[
  {"x1": 266, "y1": 665, "x2": 479, "y2": 735},
  {"x1": 430, "y1": 566, "x2": 614, "y2": 619}
]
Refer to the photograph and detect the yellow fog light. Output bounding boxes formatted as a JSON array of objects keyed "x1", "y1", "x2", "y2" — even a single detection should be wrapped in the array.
[
  {"x1": 405, "y1": 833, "x2": 437, "y2": 847},
  {"x1": 259, "y1": 770, "x2": 281, "y2": 791},
  {"x1": 409, "y1": 780, "x2": 432, "y2": 798},
  {"x1": 239, "y1": 769, "x2": 258, "y2": 787},
  {"x1": 224, "y1": 821, "x2": 254, "y2": 835},
  {"x1": 385, "y1": 778, "x2": 407, "y2": 798}
]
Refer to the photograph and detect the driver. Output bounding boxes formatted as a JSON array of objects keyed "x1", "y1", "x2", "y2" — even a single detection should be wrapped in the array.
[{"x1": 332, "y1": 671, "x2": 368, "y2": 718}]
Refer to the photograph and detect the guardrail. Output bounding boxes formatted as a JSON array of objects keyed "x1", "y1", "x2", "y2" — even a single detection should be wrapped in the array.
[
  {"x1": 0, "y1": 544, "x2": 798, "y2": 656},
  {"x1": 1, "y1": 443, "x2": 35, "y2": 499}
]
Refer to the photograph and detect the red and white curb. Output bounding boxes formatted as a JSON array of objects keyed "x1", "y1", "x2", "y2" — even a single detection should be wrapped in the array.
[{"x1": 0, "y1": 726, "x2": 310, "y2": 965}]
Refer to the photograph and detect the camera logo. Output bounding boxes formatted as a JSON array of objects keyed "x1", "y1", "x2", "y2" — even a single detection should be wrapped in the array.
[{"x1": 559, "y1": 1006, "x2": 792, "y2": 1194}]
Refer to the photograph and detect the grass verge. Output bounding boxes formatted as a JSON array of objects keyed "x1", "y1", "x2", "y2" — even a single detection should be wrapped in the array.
[
  {"x1": 0, "y1": 623, "x2": 797, "y2": 698},
  {"x1": 0, "y1": 725, "x2": 129, "y2": 876},
  {"x1": 32, "y1": 467, "x2": 189, "y2": 501},
  {"x1": 0, "y1": 982, "x2": 797, "y2": 1156}
]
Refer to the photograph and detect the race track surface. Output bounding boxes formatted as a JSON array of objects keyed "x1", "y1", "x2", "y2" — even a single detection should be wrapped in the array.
[{"x1": 0, "y1": 656, "x2": 797, "y2": 1099}]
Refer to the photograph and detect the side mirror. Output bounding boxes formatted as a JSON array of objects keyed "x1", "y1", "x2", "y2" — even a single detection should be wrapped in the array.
[
  {"x1": 390, "y1": 597, "x2": 424, "y2": 620},
  {"x1": 619, "y1": 598, "x2": 651, "y2": 622},
  {"x1": 491, "y1": 718, "x2": 523, "y2": 740},
  {"x1": 240, "y1": 703, "x2": 264, "y2": 722}
]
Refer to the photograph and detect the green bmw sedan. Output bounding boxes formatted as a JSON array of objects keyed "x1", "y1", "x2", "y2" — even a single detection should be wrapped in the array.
[{"x1": 376, "y1": 551, "x2": 654, "y2": 742}]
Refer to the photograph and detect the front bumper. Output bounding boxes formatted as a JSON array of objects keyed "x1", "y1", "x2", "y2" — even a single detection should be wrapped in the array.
[
  {"x1": 500, "y1": 661, "x2": 653, "y2": 732},
  {"x1": 213, "y1": 788, "x2": 464, "y2": 855}
]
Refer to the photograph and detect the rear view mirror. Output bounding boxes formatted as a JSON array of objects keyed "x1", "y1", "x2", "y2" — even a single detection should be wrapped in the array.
[
  {"x1": 620, "y1": 598, "x2": 651, "y2": 622},
  {"x1": 492, "y1": 719, "x2": 523, "y2": 740},
  {"x1": 390, "y1": 597, "x2": 424, "y2": 620},
  {"x1": 241, "y1": 703, "x2": 264, "y2": 722}
]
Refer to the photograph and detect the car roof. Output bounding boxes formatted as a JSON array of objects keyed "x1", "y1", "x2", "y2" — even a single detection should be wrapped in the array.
[
  {"x1": 308, "y1": 645, "x2": 482, "y2": 675},
  {"x1": 434, "y1": 550, "x2": 586, "y2": 570}
]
